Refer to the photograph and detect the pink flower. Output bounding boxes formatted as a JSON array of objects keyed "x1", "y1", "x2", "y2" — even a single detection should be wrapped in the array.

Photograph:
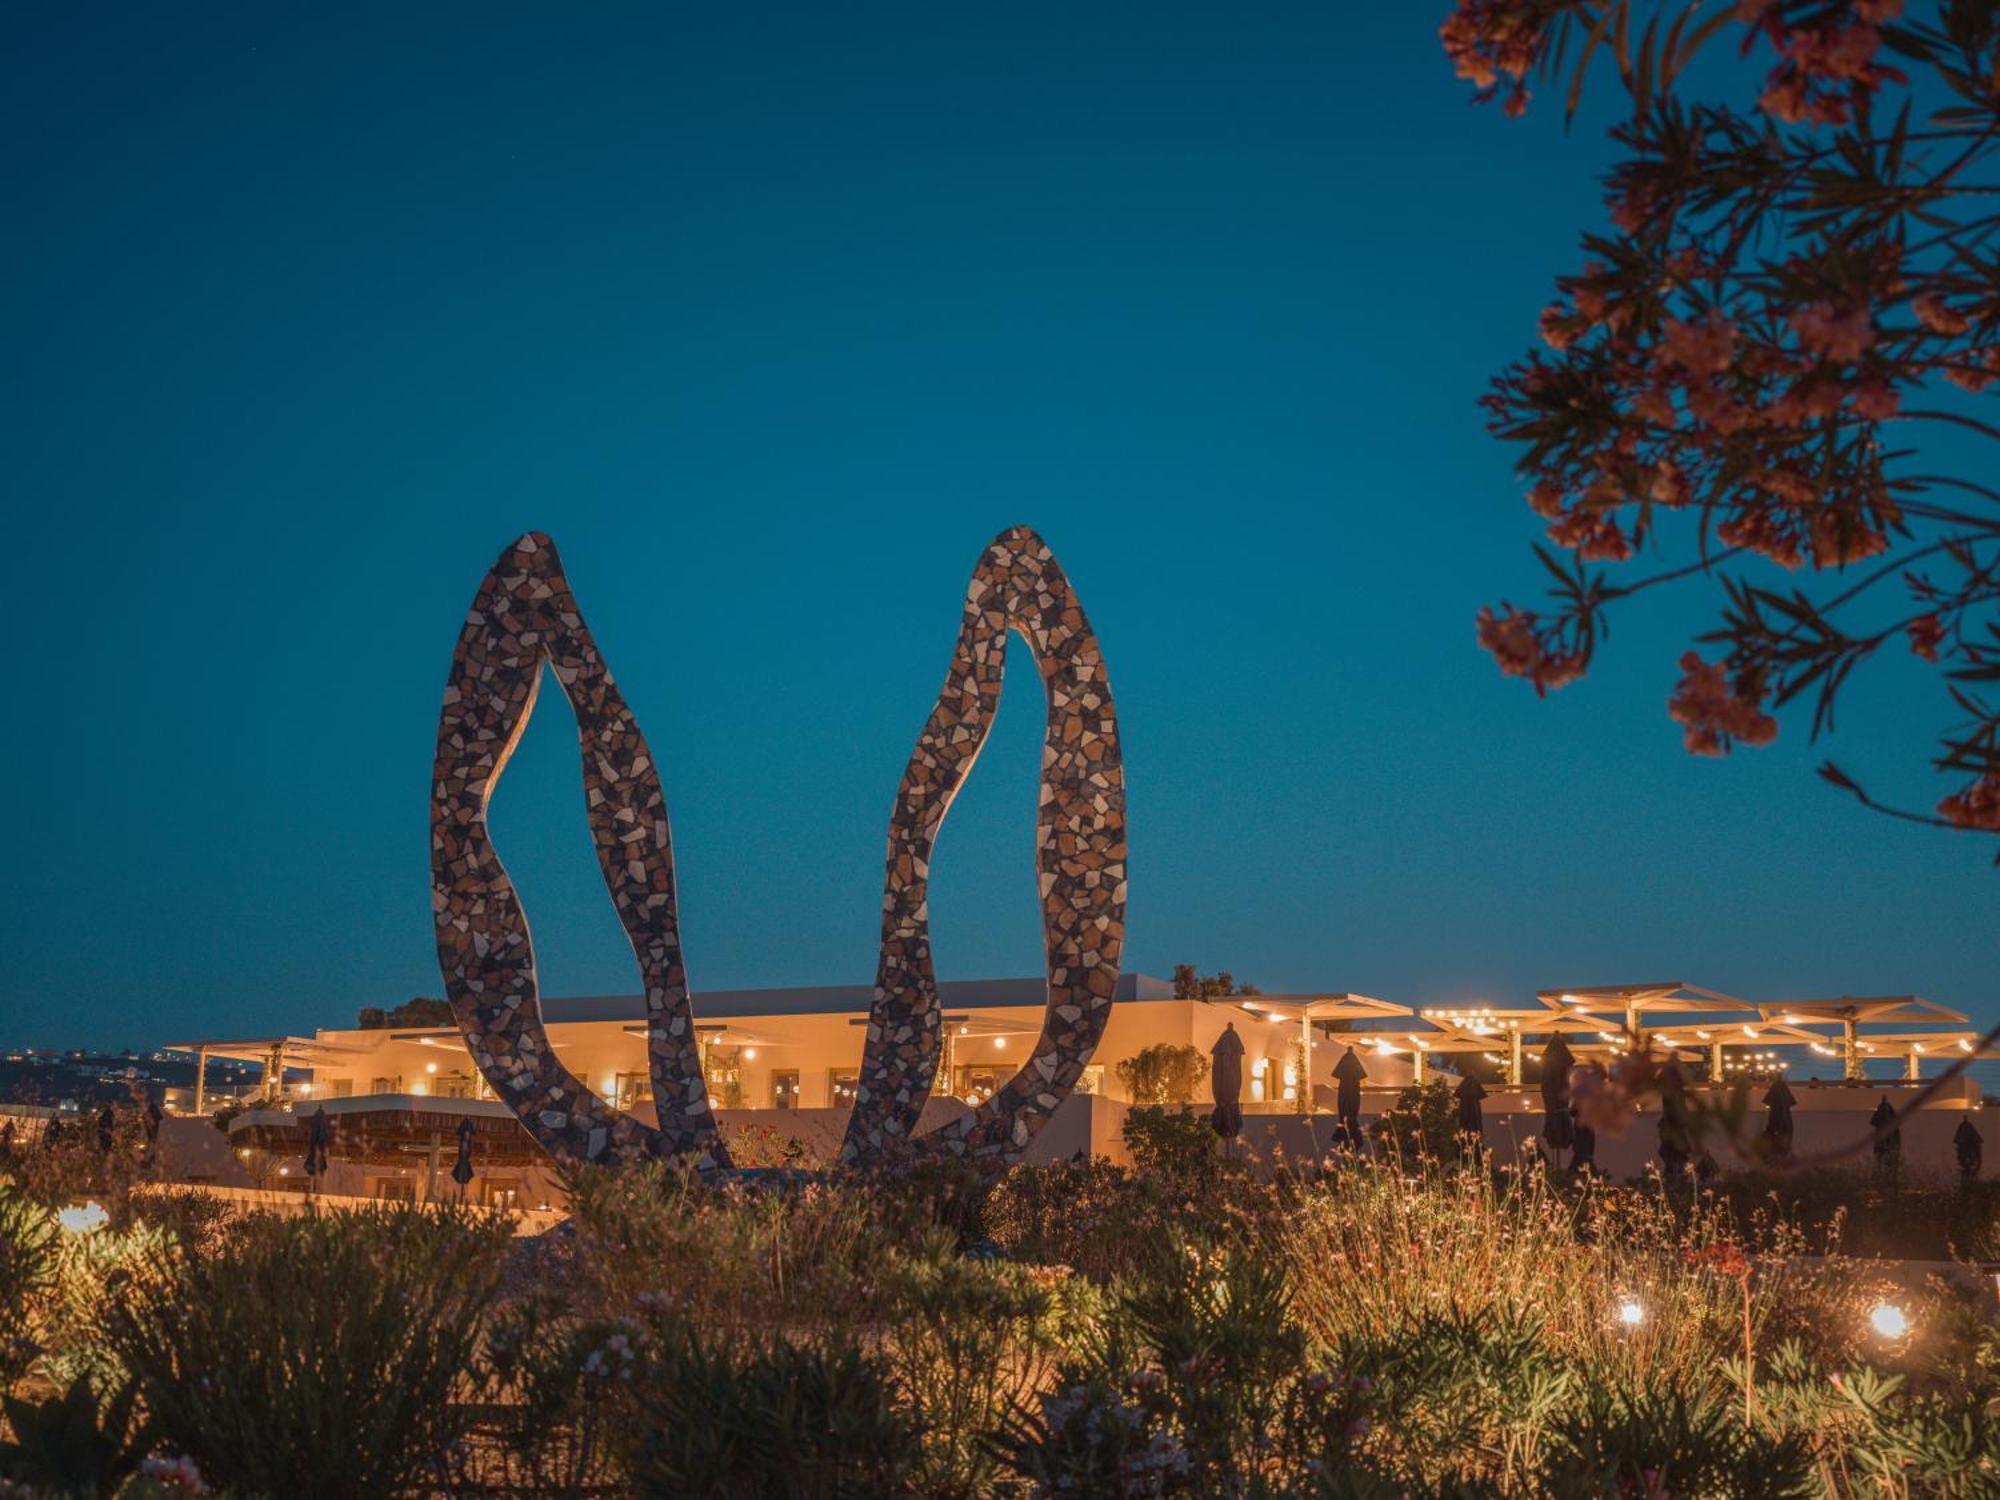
[
  {"x1": 1939, "y1": 773, "x2": 2000, "y2": 832},
  {"x1": 1792, "y1": 302, "x2": 1874, "y2": 362},
  {"x1": 1912, "y1": 293, "x2": 1970, "y2": 336},
  {"x1": 1658, "y1": 312, "x2": 1736, "y2": 377},
  {"x1": 1850, "y1": 379, "x2": 1900, "y2": 419},
  {"x1": 1668, "y1": 651, "x2": 1778, "y2": 755}
]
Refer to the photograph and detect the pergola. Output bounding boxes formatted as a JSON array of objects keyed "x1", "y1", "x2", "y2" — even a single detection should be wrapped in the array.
[
  {"x1": 1751, "y1": 996, "x2": 1976, "y2": 1081},
  {"x1": 1235, "y1": 994, "x2": 1415, "y2": 1096},
  {"x1": 162, "y1": 1035, "x2": 375, "y2": 1115},
  {"x1": 1416, "y1": 1006, "x2": 1632, "y2": 1086}
]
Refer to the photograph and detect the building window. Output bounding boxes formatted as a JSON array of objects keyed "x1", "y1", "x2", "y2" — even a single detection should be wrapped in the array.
[
  {"x1": 771, "y1": 1071, "x2": 800, "y2": 1109},
  {"x1": 435, "y1": 1071, "x2": 476, "y2": 1100},
  {"x1": 615, "y1": 1072, "x2": 653, "y2": 1111},
  {"x1": 368, "y1": 1076, "x2": 394, "y2": 1097},
  {"x1": 482, "y1": 1179, "x2": 521, "y2": 1210},
  {"x1": 324, "y1": 1079, "x2": 353, "y2": 1099},
  {"x1": 829, "y1": 1070, "x2": 859, "y2": 1108},
  {"x1": 371, "y1": 1177, "x2": 416, "y2": 1202}
]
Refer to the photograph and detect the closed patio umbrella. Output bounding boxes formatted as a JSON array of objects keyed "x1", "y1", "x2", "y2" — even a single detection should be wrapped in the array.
[
  {"x1": 1209, "y1": 1024, "x2": 1245, "y2": 1142},
  {"x1": 1870, "y1": 1098, "x2": 1902, "y2": 1175},
  {"x1": 1333, "y1": 1047, "x2": 1368, "y2": 1149},
  {"x1": 1454, "y1": 1073, "x2": 1487, "y2": 1147},
  {"x1": 1955, "y1": 1116, "x2": 1983, "y2": 1180},
  {"x1": 1539, "y1": 1036, "x2": 1576, "y2": 1152},
  {"x1": 1761, "y1": 1077, "x2": 1796, "y2": 1159},
  {"x1": 1657, "y1": 1062, "x2": 1692, "y2": 1178},
  {"x1": 1569, "y1": 1102, "x2": 1597, "y2": 1176},
  {"x1": 302, "y1": 1105, "x2": 331, "y2": 1188},
  {"x1": 451, "y1": 1116, "x2": 476, "y2": 1195}
]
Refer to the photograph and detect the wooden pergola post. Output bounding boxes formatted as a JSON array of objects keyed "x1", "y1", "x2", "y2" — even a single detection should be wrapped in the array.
[
  {"x1": 1508, "y1": 1029, "x2": 1523, "y2": 1088},
  {"x1": 1844, "y1": 1016, "x2": 1864, "y2": 1083},
  {"x1": 192, "y1": 1046, "x2": 209, "y2": 1117}
]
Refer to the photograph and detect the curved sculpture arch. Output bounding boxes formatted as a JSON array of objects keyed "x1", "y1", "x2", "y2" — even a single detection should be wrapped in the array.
[
  {"x1": 841, "y1": 527, "x2": 1126, "y2": 1170},
  {"x1": 430, "y1": 526, "x2": 1124, "y2": 1180}
]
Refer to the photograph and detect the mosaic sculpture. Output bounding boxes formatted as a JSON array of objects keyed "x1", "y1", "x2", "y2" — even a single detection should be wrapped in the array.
[{"x1": 430, "y1": 527, "x2": 1126, "y2": 1179}]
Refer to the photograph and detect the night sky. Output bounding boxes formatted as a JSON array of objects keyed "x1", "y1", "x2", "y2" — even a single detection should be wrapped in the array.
[{"x1": 3, "y1": 3, "x2": 1986, "y2": 1051}]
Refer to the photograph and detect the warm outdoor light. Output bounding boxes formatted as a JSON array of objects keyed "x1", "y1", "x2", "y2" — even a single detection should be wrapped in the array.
[
  {"x1": 993, "y1": 1037, "x2": 1007, "y2": 1050},
  {"x1": 744, "y1": 1048, "x2": 757, "y2": 1060},
  {"x1": 426, "y1": 1061, "x2": 439, "y2": 1074},
  {"x1": 1870, "y1": 1302, "x2": 1910, "y2": 1340},
  {"x1": 57, "y1": 1201, "x2": 108, "y2": 1235},
  {"x1": 1617, "y1": 1299, "x2": 1645, "y2": 1327}
]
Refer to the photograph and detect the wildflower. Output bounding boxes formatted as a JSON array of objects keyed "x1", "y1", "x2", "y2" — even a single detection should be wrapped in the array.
[
  {"x1": 1718, "y1": 510, "x2": 1802, "y2": 568},
  {"x1": 1758, "y1": 469, "x2": 1817, "y2": 506},
  {"x1": 1527, "y1": 480, "x2": 1567, "y2": 518},
  {"x1": 137, "y1": 1457, "x2": 209, "y2": 1497},
  {"x1": 1668, "y1": 652, "x2": 1778, "y2": 755},
  {"x1": 1809, "y1": 510, "x2": 1890, "y2": 567},
  {"x1": 1539, "y1": 304, "x2": 1578, "y2": 350}
]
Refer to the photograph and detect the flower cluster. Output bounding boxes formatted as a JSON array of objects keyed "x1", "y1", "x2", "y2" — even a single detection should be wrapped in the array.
[
  {"x1": 1445, "y1": 1, "x2": 2000, "y2": 838},
  {"x1": 1667, "y1": 652, "x2": 1779, "y2": 756}
]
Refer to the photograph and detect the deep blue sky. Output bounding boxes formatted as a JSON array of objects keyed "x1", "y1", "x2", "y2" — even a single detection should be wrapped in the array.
[{"x1": 2, "y1": 3, "x2": 1986, "y2": 1051}]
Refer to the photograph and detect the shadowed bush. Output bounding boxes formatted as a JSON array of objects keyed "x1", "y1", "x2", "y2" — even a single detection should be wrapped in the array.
[{"x1": 99, "y1": 1204, "x2": 509, "y2": 1500}]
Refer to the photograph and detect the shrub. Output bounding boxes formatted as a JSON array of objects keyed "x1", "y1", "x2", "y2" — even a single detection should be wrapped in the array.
[
  {"x1": 0, "y1": 1373, "x2": 147, "y2": 1497},
  {"x1": 1368, "y1": 1080, "x2": 1463, "y2": 1165},
  {"x1": 1121, "y1": 1106, "x2": 1218, "y2": 1181},
  {"x1": 99, "y1": 1204, "x2": 508, "y2": 1500},
  {"x1": 0, "y1": 1178, "x2": 56, "y2": 1392},
  {"x1": 1114, "y1": 1045, "x2": 1207, "y2": 1107},
  {"x1": 876, "y1": 1229, "x2": 1095, "y2": 1497},
  {"x1": 1540, "y1": 1382, "x2": 1816, "y2": 1500},
  {"x1": 630, "y1": 1323, "x2": 921, "y2": 1499}
]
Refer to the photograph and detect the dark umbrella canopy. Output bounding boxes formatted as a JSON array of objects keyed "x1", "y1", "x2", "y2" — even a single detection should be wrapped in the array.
[
  {"x1": 1761, "y1": 1077, "x2": 1797, "y2": 1157},
  {"x1": 1333, "y1": 1047, "x2": 1368, "y2": 1148},
  {"x1": 1956, "y1": 1116, "x2": 1984, "y2": 1180},
  {"x1": 96, "y1": 1106, "x2": 115, "y2": 1154},
  {"x1": 1657, "y1": 1063, "x2": 1692, "y2": 1176},
  {"x1": 1454, "y1": 1074, "x2": 1487, "y2": 1134},
  {"x1": 1540, "y1": 1036, "x2": 1576, "y2": 1151},
  {"x1": 1870, "y1": 1098, "x2": 1902, "y2": 1173},
  {"x1": 1209, "y1": 1025, "x2": 1246, "y2": 1142},
  {"x1": 1569, "y1": 1103, "x2": 1597, "y2": 1173},
  {"x1": 451, "y1": 1117, "x2": 476, "y2": 1189},
  {"x1": 303, "y1": 1106, "x2": 331, "y2": 1180}
]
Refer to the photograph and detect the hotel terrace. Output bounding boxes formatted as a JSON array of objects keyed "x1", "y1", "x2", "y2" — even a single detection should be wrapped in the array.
[{"x1": 156, "y1": 976, "x2": 1996, "y2": 1206}]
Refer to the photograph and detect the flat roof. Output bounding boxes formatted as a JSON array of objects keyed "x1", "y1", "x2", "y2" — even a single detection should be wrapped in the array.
[{"x1": 537, "y1": 972, "x2": 1176, "y2": 1025}]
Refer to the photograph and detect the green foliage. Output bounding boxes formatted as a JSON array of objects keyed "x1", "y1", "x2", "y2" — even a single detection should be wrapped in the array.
[
  {"x1": 353, "y1": 996, "x2": 454, "y2": 1029},
  {"x1": 630, "y1": 1323, "x2": 922, "y2": 1499},
  {"x1": 0, "y1": 1179, "x2": 56, "y2": 1392},
  {"x1": 100, "y1": 1204, "x2": 508, "y2": 1500},
  {"x1": 1368, "y1": 1079, "x2": 1464, "y2": 1163},
  {"x1": 1120, "y1": 1105, "x2": 1219, "y2": 1180},
  {"x1": 1114, "y1": 1044, "x2": 1208, "y2": 1106},
  {"x1": 0, "y1": 1374, "x2": 146, "y2": 1498},
  {"x1": 1540, "y1": 1383, "x2": 1816, "y2": 1500},
  {"x1": 1170, "y1": 964, "x2": 1260, "y2": 999}
]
